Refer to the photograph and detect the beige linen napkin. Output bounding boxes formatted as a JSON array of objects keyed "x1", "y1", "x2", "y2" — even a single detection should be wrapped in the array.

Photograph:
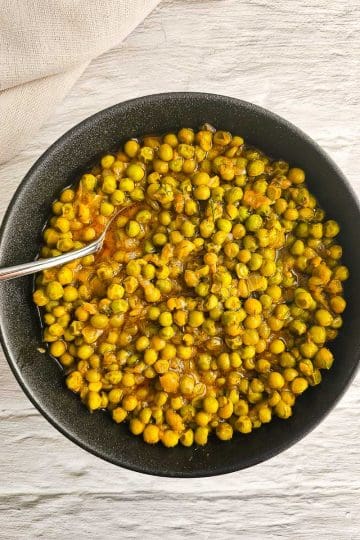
[{"x1": 0, "y1": 0, "x2": 161, "y2": 165}]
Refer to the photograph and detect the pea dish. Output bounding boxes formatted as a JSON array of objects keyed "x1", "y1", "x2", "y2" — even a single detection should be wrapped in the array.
[{"x1": 32, "y1": 125, "x2": 348, "y2": 448}]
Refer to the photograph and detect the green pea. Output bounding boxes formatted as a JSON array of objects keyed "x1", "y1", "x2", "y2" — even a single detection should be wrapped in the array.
[
  {"x1": 182, "y1": 221, "x2": 196, "y2": 238},
  {"x1": 246, "y1": 214, "x2": 263, "y2": 232},
  {"x1": 158, "y1": 144, "x2": 174, "y2": 162},
  {"x1": 153, "y1": 232, "x2": 167, "y2": 246},
  {"x1": 159, "y1": 311, "x2": 173, "y2": 327},
  {"x1": 126, "y1": 260, "x2": 143, "y2": 278},
  {"x1": 225, "y1": 187, "x2": 243, "y2": 203},
  {"x1": 102, "y1": 175, "x2": 117, "y2": 194},
  {"x1": 100, "y1": 201, "x2": 114, "y2": 217},
  {"x1": 188, "y1": 311, "x2": 204, "y2": 328},
  {"x1": 143, "y1": 264, "x2": 156, "y2": 279},
  {"x1": 200, "y1": 220, "x2": 215, "y2": 238},
  {"x1": 195, "y1": 282, "x2": 210, "y2": 297},
  {"x1": 111, "y1": 190, "x2": 126, "y2": 205},
  {"x1": 216, "y1": 218, "x2": 232, "y2": 233},
  {"x1": 46, "y1": 281, "x2": 64, "y2": 300},
  {"x1": 235, "y1": 263, "x2": 249, "y2": 278},
  {"x1": 156, "y1": 279, "x2": 172, "y2": 293},
  {"x1": 126, "y1": 220, "x2": 141, "y2": 237},
  {"x1": 136, "y1": 209, "x2": 152, "y2": 223},
  {"x1": 126, "y1": 164, "x2": 144, "y2": 182},
  {"x1": 159, "y1": 211, "x2": 172, "y2": 225},
  {"x1": 197, "y1": 353, "x2": 211, "y2": 370},
  {"x1": 111, "y1": 299, "x2": 129, "y2": 313},
  {"x1": 249, "y1": 253, "x2": 263, "y2": 271},
  {"x1": 247, "y1": 159, "x2": 265, "y2": 176}
]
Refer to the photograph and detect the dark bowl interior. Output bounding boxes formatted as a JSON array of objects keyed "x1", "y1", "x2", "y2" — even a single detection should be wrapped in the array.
[{"x1": 0, "y1": 92, "x2": 359, "y2": 477}]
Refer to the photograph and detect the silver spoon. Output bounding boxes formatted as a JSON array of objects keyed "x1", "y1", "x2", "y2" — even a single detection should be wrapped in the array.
[{"x1": 0, "y1": 208, "x2": 126, "y2": 281}]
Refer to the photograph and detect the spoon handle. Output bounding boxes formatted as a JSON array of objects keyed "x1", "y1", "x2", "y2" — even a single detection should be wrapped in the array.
[{"x1": 0, "y1": 241, "x2": 99, "y2": 282}]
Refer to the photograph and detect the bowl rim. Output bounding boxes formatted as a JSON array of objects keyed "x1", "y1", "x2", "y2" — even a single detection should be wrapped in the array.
[{"x1": 0, "y1": 91, "x2": 359, "y2": 477}]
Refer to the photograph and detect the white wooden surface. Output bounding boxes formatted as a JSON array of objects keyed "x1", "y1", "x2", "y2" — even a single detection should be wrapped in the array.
[{"x1": 0, "y1": 1, "x2": 359, "y2": 538}]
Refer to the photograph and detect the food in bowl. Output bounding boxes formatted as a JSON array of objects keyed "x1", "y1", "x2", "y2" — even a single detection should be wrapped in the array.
[{"x1": 32, "y1": 126, "x2": 348, "y2": 448}]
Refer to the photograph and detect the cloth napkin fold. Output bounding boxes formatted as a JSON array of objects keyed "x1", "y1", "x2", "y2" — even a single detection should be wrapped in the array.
[{"x1": 0, "y1": 0, "x2": 161, "y2": 165}]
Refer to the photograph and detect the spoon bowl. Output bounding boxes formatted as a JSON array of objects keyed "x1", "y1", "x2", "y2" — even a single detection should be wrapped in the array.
[{"x1": 0, "y1": 206, "x2": 126, "y2": 281}]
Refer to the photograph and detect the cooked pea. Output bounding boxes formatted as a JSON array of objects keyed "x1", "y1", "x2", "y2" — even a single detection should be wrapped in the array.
[
  {"x1": 126, "y1": 260, "x2": 142, "y2": 277},
  {"x1": 152, "y1": 232, "x2": 167, "y2": 246},
  {"x1": 309, "y1": 325, "x2": 326, "y2": 344},
  {"x1": 244, "y1": 298, "x2": 262, "y2": 315},
  {"x1": 91, "y1": 314, "x2": 109, "y2": 329},
  {"x1": 122, "y1": 393, "x2": 138, "y2": 412},
  {"x1": 162, "y1": 133, "x2": 178, "y2": 147},
  {"x1": 300, "y1": 341, "x2": 318, "y2": 359},
  {"x1": 235, "y1": 415, "x2": 252, "y2": 433},
  {"x1": 81, "y1": 174, "x2": 97, "y2": 191},
  {"x1": 50, "y1": 341, "x2": 66, "y2": 358},
  {"x1": 158, "y1": 143, "x2": 173, "y2": 162},
  {"x1": 159, "y1": 311, "x2": 173, "y2": 327},
  {"x1": 247, "y1": 160, "x2": 265, "y2": 177},
  {"x1": 193, "y1": 185, "x2": 210, "y2": 200},
  {"x1": 143, "y1": 424, "x2": 160, "y2": 444},
  {"x1": 179, "y1": 429, "x2": 193, "y2": 447},
  {"x1": 291, "y1": 377, "x2": 308, "y2": 394},
  {"x1": 295, "y1": 289, "x2": 313, "y2": 309},
  {"x1": 324, "y1": 220, "x2": 340, "y2": 238},
  {"x1": 46, "y1": 281, "x2": 64, "y2": 300},
  {"x1": 188, "y1": 311, "x2": 204, "y2": 328},
  {"x1": 124, "y1": 140, "x2": 140, "y2": 158},
  {"x1": 176, "y1": 128, "x2": 194, "y2": 145},
  {"x1": 112, "y1": 407, "x2": 127, "y2": 423},
  {"x1": 269, "y1": 339, "x2": 285, "y2": 354},
  {"x1": 160, "y1": 430, "x2": 179, "y2": 447},
  {"x1": 126, "y1": 220, "x2": 141, "y2": 238},
  {"x1": 268, "y1": 372, "x2": 285, "y2": 389},
  {"x1": 333, "y1": 265, "x2": 349, "y2": 281},
  {"x1": 126, "y1": 164, "x2": 144, "y2": 182},
  {"x1": 119, "y1": 178, "x2": 135, "y2": 192},
  {"x1": 191, "y1": 426, "x2": 208, "y2": 445},
  {"x1": 315, "y1": 309, "x2": 333, "y2": 327},
  {"x1": 102, "y1": 175, "x2": 117, "y2": 194},
  {"x1": 100, "y1": 154, "x2": 115, "y2": 169},
  {"x1": 111, "y1": 190, "x2": 126, "y2": 205},
  {"x1": 158, "y1": 211, "x2": 171, "y2": 226},
  {"x1": 55, "y1": 217, "x2": 70, "y2": 233},
  {"x1": 134, "y1": 336, "x2": 149, "y2": 352},
  {"x1": 100, "y1": 201, "x2": 114, "y2": 217},
  {"x1": 63, "y1": 286, "x2": 78, "y2": 302},
  {"x1": 288, "y1": 167, "x2": 305, "y2": 184},
  {"x1": 216, "y1": 218, "x2": 232, "y2": 233},
  {"x1": 78, "y1": 345, "x2": 94, "y2": 361},
  {"x1": 330, "y1": 296, "x2": 346, "y2": 314},
  {"x1": 144, "y1": 285, "x2": 161, "y2": 303},
  {"x1": 314, "y1": 347, "x2": 334, "y2": 369},
  {"x1": 57, "y1": 267, "x2": 73, "y2": 285},
  {"x1": 203, "y1": 396, "x2": 219, "y2": 414},
  {"x1": 181, "y1": 220, "x2": 195, "y2": 238},
  {"x1": 107, "y1": 284, "x2": 125, "y2": 300},
  {"x1": 246, "y1": 214, "x2": 263, "y2": 232},
  {"x1": 86, "y1": 391, "x2": 102, "y2": 411},
  {"x1": 36, "y1": 126, "x2": 347, "y2": 447},
  {"x1": 215, "y1": 423, "x2": 233, "y2": 441},
  {"x1": 275, "y1": 401, "x2": 292, "y2": 419},
  {"x1": 261, "y1": 260, "x2": 276, "y2": 277}
]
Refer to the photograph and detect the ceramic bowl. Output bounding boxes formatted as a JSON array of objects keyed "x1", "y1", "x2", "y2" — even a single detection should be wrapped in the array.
[{"x1": 0, "y1": 93, "x2": 359, "y2": 477}]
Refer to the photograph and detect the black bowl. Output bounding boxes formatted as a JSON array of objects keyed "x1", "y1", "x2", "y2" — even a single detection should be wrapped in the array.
[{"x1": 0, "y1": 92, "x2": 359, "y2": 477}]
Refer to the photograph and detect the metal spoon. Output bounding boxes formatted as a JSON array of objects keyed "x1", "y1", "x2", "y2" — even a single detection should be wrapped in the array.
[{"x1": 0, "y1": 209, "x2": 123, "y2": 282}]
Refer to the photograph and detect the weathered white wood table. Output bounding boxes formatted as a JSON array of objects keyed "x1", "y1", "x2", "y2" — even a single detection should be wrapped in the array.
[{"x1": 0, "y1": 1, "x2": 359, "y2": 538}]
